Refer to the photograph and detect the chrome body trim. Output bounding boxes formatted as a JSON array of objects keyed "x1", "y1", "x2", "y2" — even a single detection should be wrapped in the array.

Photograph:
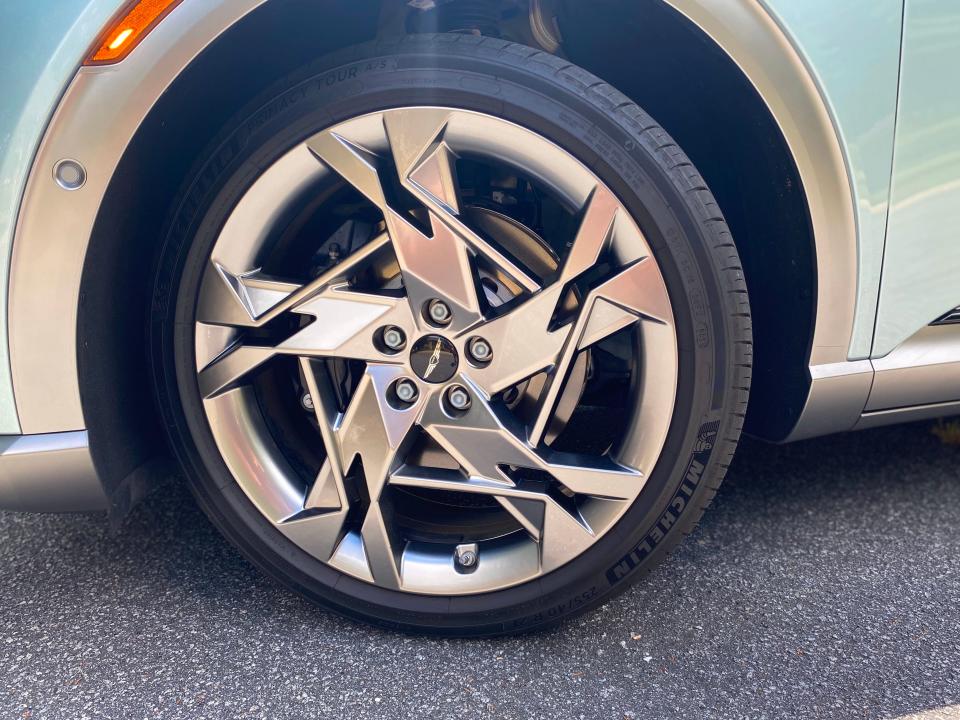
[
  {"x1": 855, "y1": 401, "x2": 960, "y2": 431},
  {"x1": 784, "y1": 361, "x2": 874, "y2": 442},
  {"x1": 9, "y1": 0, "x2": 265, "y2": 434},
  {"x1": 867, "y1": 325, "x2": 960, "y2": 412},
  {"x1": 0, "y1": 431, "x2": 108, "y2": 512},
  {"x1": 933, "y1": 307, "x2": 960, "y2": 326},
  {"x1": 790, "y1": 325, "x2": 960, "y2": 439}
]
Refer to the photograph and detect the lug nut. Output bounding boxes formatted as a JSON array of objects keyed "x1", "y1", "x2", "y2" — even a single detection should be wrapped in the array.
[
  {"x1": 467, "y1": 337, "x2": 493, "y2": 363},
  {"x1": 446, "y1": 384, "x2": 472, "y2": 411},
  {"x1": 394, "y1": 378, "x2": 419, "y2": 404},
  {"x1": 427, "y1": 299, "x2": 452, "y2": 326},
  {"x1": 300, "y1": 393, "x2": 315, "y2": 411},
  {"x1": 381, "y1": 325, "x2": 406, "y2": 351},
  {"x1": 455, "y1": 543, "x2": 478, "y2": 568}
]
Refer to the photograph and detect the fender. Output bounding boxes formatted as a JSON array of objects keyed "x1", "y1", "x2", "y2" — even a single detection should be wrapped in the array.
[
  {"x1": 7, "y1": 0, "x2": 862, "y2": 441},
  {"x1": 9, "y1": 0, "x2": 266, "y2": 434}
]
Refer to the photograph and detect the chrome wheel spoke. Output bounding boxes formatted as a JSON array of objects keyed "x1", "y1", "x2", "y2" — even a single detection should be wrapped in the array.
[
  {"x1": 293, "y1": 361, "x2": 424, "y2": 588},
  {"x1": 528, "y1": 255, "x2": 672, "y2": 446},
  {"x1": 462, "y1": 186, "x2": 621, "y2": 395},
  {"x1": 197, "y1": 265, "x2": 300, "y2": 327},
  {"x1": 386, "y1": 210, "x2": 482, "y2": 331},
  {"x1": 278, "y1": 285, "x2": 414, "y2": 362},
  {"x1": 279, "y1": 460, "x2": 350, "y2": 563},
  {"x1": 560, "y1": 187, "x2": 620, "y2": 281},
  {"x1": 383, "y1": 110, "x2": 484, "y2": 327},
  {"x1": 390, "y1": 387, "x2": 639, "y2": 567},
  {"x1": 337, "y1": 367, "x2": 423, "y2": 497},
  {"x1": 460, "y1": 283, "x2": 570, "y2": 396},
  {"x1": 307, "y1": 114, "x2": 484, "y2": 331},
  {"x1": 327, "y1": 365, "x2": 422, "y2": 588},
  {"x1": 497, "y1": 496, "x2": 597, "y2": 573},
  {"x1": 197, "y1": 285, "x2": 414, "y2": 398},
  {"x1": 419, "y1": 385, "x2": 643, "y2": 499},
  {"x1": 393, "y1": 388, "x2": 636, "y2": 571},
  {"x1": 198, "y1": 233, "x2": 391, "y2": 328},
  {"x1": 276, "y1": 360, "x2": 366, "y2": 567},
  {"x1": 383, "y1": 109, "x2": 541, "y2": 295},
  {"x1": 197, "y1": 345, "x2": 275, "y2": 399},
  {"x1": 305, "y1": 124, "x2": 388, "y2": 210},
  {"x1": 390, "y1": 466, "x2": 597, "y2": 573},
  {"x1": 357, "y1": 503, "x2": 403, "y2": 590}
]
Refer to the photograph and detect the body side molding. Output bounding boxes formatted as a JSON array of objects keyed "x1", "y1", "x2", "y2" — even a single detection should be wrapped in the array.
[
  {"x1": 787, "y1": 325, "x2": 960, "y2": 441},
  {"x1": 0, "y1": 431, "x2": 107, "y2": 511},
  {"x1": 867, "y1": 325, "x2": 960, "y2": 412}
]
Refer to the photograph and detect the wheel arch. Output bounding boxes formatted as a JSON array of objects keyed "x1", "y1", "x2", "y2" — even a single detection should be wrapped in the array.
[
  {"x1": 7, "y1": 0, "x2": 857, "y2": 508},
  {"x1": 555, "y1": 0, "x2": 859, "y2": 440}
]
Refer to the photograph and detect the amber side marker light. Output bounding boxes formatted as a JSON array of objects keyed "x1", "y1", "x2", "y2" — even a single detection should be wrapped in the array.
[{"x1": 85, "y1": 0, "x2": 185, "y2": 65}]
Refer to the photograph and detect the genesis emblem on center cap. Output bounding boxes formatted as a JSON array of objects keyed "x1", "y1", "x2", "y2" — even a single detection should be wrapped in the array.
[{"x1": 410, "y1": 335, "x2": 458, "y2": 383}]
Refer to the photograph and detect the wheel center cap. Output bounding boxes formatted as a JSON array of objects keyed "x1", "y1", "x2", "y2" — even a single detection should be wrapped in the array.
[{"x1": 410, "y1": 335, "x2": 458, "y2": 383}]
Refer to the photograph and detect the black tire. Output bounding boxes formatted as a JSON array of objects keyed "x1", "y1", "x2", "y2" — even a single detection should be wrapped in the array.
[{"x1": 151, "y1": 34, "x2": 751, "y2": 636}]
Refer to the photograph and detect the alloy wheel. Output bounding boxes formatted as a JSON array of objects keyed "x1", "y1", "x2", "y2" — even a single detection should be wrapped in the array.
[{"x1": 193, "y1": 107, "x2": 678, "y2": 595}]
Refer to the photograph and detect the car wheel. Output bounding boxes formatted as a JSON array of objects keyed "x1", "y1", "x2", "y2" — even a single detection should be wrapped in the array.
[{"x1": 152, "y1": 34, "x2": 751, "y2": 635}]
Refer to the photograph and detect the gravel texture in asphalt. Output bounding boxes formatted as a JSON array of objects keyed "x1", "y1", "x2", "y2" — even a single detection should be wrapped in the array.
[{"x1": 2, "y1": 421, "x2": 959, "y2": 719}]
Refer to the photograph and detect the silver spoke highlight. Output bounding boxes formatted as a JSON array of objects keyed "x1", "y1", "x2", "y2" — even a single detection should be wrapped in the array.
[
  {"x1": 306, "y1": 127, "x2": 388, "y2": 210},
  {"x1": 397, "y1": 386, "x2": 641, "y2": 571},
  {"x1": 385, "y1": 120, "x2": 482, "y2": 329},
  {"x1": 390, "y1": 386, "x2": 624, "y2": 572},
  {"x1": 308, "y1": 113, "x2": 484, "y2": 331},
  {"x1": 528, "y1": 256, "x2": 671, "y2": 446},
  {"x1": 279, "y1": 459, "x2": 350, "y2": 566},
  {"x1": 276, "y1": 362, "x2": 351, "y2": 565},
  {"x1": 281, "y1": 285, "x2": 414, "y2": 362},
  {"x1": 197, "y1": 286, "x2": 415, "y2": 398},
  {"x1": 198, "y1": 234, "x2": 390, "y2": 329},
  {"x1": 386, "y1": 209, "x2": 482, "y2": 331},
  {"x1": 334, "y1": 366, "x2": 424, "y2": 588},
  {"x1": 383, "y1": 108, "x2": 540, "y2": 294},
  {"x1": 420, "y1": 385, "x2": 643, "y2": 499},
  {"x1": 460, "y1": 185, "x2": 620, "y2": 397}
]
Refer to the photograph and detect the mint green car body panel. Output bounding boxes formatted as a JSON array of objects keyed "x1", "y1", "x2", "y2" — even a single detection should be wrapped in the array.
[
  {"x1": 0, "y1": 0, "x2": 122, "y2": 434},
  {"x1": 0, "y1": 0, "x2": 956, "y2": 436},
  {"x1": 874, "y1": 0, "x2": 960, "y2": 357},
  {"x1": 761, "y1": 0, "x2": 904, "y2": 361}
]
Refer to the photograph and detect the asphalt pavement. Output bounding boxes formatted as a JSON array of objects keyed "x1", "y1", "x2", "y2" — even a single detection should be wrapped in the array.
[{"x1": 2, "y1": 420, "x2": 959, "y2": 719}]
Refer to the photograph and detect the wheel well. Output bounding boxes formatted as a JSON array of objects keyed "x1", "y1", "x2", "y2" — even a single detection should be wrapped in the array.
[
  {"x1": 553, "y1": 0, "x2": 815, "y2": 441},
  {"x1": 79, "y1": 0, "x2": 383, "y2": 510},
  {"x1": 80, "y1": 0, "x2": 815, "y2": 509}
]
